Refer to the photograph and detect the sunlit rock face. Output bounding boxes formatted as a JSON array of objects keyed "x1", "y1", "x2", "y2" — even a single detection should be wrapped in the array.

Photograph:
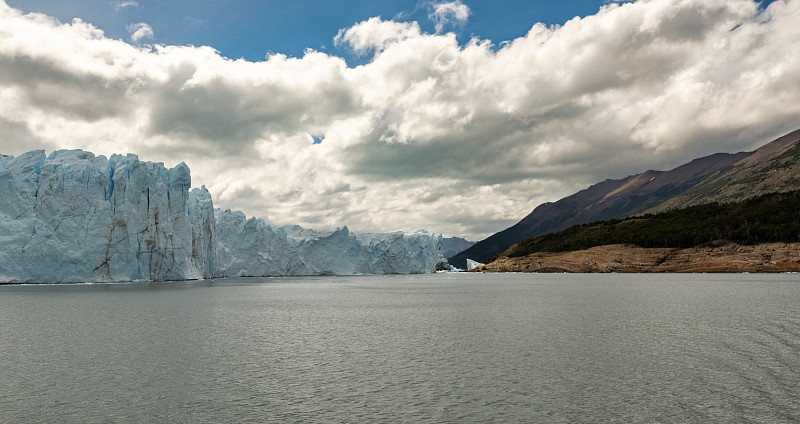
[{"x1": 0, "y1": 150, "x2": 446, "y2": 283}]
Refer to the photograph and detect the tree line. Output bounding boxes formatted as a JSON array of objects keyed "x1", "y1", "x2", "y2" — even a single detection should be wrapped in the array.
[{"x1": 505, "y1": 190, "x2": 800, "y2": 258}]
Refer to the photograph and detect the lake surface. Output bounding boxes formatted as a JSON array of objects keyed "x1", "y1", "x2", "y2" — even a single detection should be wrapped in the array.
[{"x1": 1, "y1": 273, "x2": 799, "y2": 423}]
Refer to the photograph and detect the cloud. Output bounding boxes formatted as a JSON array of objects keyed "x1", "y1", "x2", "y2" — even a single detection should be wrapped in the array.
[
  {"x1": 126, "y1": 22, "x2": 153, "y2": 43},
  {"x1": 334, "y1": 17, "x2": 421, "y2": 55},
  {"x1": 115, "y1": 1, "x2": 140, "y2": 12},
  {"x1": 428, "y1": 0, "x2": 470, "y2": 33},
  {"x1": 1, "y1": 0, "x2": 799, "y2": 240},
  {"x1": 0, "y1": 116, "x2": 51, "y2": 152}
]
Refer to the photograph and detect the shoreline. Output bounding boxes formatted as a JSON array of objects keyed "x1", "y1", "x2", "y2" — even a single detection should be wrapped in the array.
[{"x1": 477, "y1": 242, "x2": 800, "y2": 273}]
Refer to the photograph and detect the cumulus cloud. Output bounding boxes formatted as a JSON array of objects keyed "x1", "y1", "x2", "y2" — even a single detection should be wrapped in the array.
[
  {"x1": 126, "y1": 22, "x2": 153, "y2": 42},
  {"x1": 334, "y1": 17, "x2": 421, "y2": 55},
  {"x1": 1, "y1": 0, "x2": 799, "y2": 240},
  {"x1": 428, "y1": 0, "x2": 470, "y2": 33}
]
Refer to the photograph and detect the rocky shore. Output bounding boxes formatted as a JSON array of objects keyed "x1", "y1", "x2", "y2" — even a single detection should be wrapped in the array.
[{"x1": 477, "y1": 243, "x2": 800, "y2": 273}]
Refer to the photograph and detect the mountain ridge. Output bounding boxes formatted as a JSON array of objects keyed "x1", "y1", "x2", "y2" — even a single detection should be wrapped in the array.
[
  {"x1": 448, "y1": 150, "x2": 749, "y2": 269},
  {"x1": 450, "y1": 128, "x2": 800, "y2": 269},
  {"x1": 442, "y1": 236, "x2": 475, "y2": 259},
  {"x1": 647, "y1": 128, "x2": 800, "y2": 213}
]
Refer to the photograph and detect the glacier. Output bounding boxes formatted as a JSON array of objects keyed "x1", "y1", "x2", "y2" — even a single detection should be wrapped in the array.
[
  {"x1": 215, "y1": 209, "x2": 445, "y2": 277},
  {"x1": 0, "y1": 150, "x2": 447, "y2": 283}
]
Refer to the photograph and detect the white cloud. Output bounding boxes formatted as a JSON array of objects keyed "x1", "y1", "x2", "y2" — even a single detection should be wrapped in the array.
[
  {"x1": 115, "y1": 1, "x2": 140, "y2": 12},
  {"x1": 334, "y1": 17, "x2": 421, "y2": 55},
  {"x1": 126, "y1": 22, "x2": 153, "y2": 43},
  {"x1": 1, "y1": 0, "x2": 799, "y2": 240},
  {"x1": 428, "y1": 0, "x2": 470, "y2": 33}
]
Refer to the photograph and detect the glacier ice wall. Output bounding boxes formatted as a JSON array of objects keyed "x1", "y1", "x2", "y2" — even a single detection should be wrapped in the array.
[
  {"x1": 0, "y1": 149, "x2": 447, "y2": 283},
  {"x1": 0, "y1": 150, "x2": 215, "y2": 283},
  {"x1": 215, "y1": 209, "x2": 446, "y2": 277}
]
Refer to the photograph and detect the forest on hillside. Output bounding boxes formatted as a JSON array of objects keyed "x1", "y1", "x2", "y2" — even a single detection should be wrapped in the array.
[{"x1": 504, "y1": 190, "x2": 800, "y2": 259}]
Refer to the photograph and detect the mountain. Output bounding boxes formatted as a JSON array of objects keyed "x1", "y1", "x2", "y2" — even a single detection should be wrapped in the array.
[
  {"x1": 442, "y1": 236, "x2": 475, "y2": 259},
  {"x1": 480, "y1": 189, "x2": 800, "y2": 273},
  {"x1": 647, "y1": 129, "x2": 800, "y2": 213},
  {"x1": 448, "y1": 150, "x2": 748, "y2": 269},
  {"x1": 506, "y1": 190, "x2": 800, "y2": 256}
]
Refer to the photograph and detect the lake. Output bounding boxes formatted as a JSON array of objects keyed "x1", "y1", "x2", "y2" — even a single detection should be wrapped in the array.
[{"x1": 1, "y1": 273, "x2": 799, "y2": 423}]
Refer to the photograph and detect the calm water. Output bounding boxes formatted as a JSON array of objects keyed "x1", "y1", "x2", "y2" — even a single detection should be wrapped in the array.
[{"x1": 1, "y1": 273, "x2": 799, "y2": 423}]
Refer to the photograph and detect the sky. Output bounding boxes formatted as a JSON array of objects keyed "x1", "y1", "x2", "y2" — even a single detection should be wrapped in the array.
[{"x1": 0, "y1": 0, "x2": 797, "y2": 241}]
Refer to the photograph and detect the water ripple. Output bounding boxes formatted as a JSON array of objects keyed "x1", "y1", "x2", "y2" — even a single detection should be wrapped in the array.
[{"x1": 1, "y1": 273, "x2": 799, "y2": 423}]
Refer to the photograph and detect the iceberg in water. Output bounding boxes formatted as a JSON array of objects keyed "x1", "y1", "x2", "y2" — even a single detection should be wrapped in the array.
[
  {"x1": 466, "y1": 259, "x2": 484, "y2": 271},
  {"x1": 0, "y1": 149, "x2": 447, "y2": 283}
]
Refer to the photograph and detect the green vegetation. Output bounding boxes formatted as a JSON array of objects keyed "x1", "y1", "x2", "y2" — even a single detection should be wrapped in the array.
[{"x1": 506, "y1": 190, "x2": 800, "y2": 258}]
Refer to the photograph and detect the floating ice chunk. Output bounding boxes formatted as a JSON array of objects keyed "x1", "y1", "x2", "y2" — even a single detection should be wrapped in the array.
[{"x1": 466, "y1": 259, "x2": 484, "y2": 271}]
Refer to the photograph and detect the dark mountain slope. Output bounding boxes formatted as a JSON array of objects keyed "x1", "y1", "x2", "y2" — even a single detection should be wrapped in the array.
[
  {"x1": 449, "y1": 151, "x2": 749, "y2": 269},
  {"x1": 648, "y1": 128, "x2": 800, "y2": 213}
]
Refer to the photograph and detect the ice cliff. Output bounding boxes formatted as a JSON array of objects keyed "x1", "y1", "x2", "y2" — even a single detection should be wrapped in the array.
[
  {"x1": 215, "y1": 209, "x2": 445, "y2": 277},
  {"x1": 0, "y1": 150, "x2": 215, "y2": 283},
  {"x1": 0, "y1": 150, "x2": 447, "y2": 283}
]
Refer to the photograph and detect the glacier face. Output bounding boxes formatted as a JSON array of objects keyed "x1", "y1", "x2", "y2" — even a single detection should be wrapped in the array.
[
  {"x1": 0, "y1": 150, "x2": 215, "y2": 283},
  {"x1": 0, "y1": 150, "x2": 447, "y2": 283},
  {"x1": 215, "y1": 209, "x2": 446, "y2": 277}
]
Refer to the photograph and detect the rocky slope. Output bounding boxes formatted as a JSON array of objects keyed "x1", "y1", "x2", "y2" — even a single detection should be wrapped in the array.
[{"x1": 479, "y1": 243, "x2": 800, "y2": 273}]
